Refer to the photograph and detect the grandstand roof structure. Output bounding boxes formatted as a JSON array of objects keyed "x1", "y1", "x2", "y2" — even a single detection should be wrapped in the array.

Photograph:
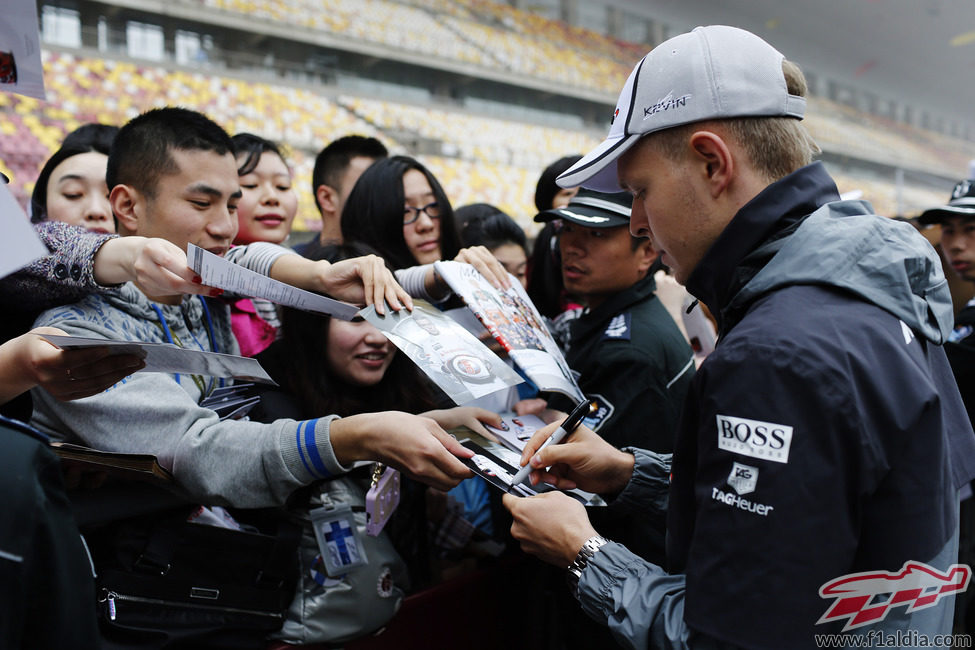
[{"x1": 628, "y1": 0, "x2": 975, "y2": 138}]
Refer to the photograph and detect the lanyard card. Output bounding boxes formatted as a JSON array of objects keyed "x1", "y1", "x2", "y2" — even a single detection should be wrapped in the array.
[
  {"x1": 310, "y1": 504, "x2": 368, "y2": 577},
  {"x1": 365, "y1": 466, "x2": 400, "y2": 536}
]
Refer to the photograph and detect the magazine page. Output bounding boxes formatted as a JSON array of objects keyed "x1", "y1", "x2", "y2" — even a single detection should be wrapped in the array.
[
  {"x1": 0, "y1": 0, "x2": 47, "y2": 100},
  {"x1": 49, "y1": 442, "x2": 174, "y2": 485},
  {"x1": 359, "y1": 300, "x2": 523, "y2": 406},
  {"x1": 455, "y1": 429, "x2": 605, "y2": 506},
  {"x1": 434, "y1": 261, "x2": 584, "y2": 403},
  {"x1": 483, "y1": 413, "x2": 547, "y2": 454},
  {"x1": 0, "y1": 183, "x2": 47, "y2": 279},
  {"x1": 40, "y1": 334, "x2": 276, "y2": 384}
]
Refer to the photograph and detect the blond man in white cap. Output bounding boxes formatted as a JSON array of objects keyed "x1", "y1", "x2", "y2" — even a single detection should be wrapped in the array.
[{"x1": 504, "y1": 25, "x2": 975, "y2": 649}]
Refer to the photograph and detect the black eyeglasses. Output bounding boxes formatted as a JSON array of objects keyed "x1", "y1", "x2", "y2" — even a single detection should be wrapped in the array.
[{"x1": 403, "y1": 201, "x2": 441, "y2": 225}]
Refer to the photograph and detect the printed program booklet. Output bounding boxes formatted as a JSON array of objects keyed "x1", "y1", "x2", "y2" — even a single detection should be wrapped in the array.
[
  {"x1": 50, "y1": 442, "x2": 174, "y2": 485},
  {"x1": 433, "y1": 261, "x2": 584, "y2": 403},
  {"x1": 40, "y1": 334, "x2": 276, "y2": 384}
]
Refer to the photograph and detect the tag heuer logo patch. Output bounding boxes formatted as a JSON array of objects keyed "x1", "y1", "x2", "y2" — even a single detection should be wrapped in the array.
[
  {"x1": 727, "y1": 462, "x2": 758, "y2": 495},
  {"x1": 716, "y1": 414, "x2": 793, "y2": 464}
]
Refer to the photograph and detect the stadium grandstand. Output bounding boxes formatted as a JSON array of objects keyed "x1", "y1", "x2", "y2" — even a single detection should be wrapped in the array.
[{"x1": 3, "y1": 0, "x2": 974, "y2": 237}]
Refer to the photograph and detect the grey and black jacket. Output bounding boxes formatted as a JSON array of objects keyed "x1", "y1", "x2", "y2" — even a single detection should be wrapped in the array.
[{"x1": 576, "y1": 162, "x2": 975, "y2": 649}]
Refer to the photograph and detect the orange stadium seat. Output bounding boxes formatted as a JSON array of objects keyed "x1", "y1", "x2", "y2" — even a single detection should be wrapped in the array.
[{"x1": 0, "y1": 50, "x2": 601, "y2": 234}]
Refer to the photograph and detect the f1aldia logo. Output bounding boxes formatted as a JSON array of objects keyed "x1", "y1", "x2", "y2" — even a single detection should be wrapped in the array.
[{"x1": 817, "y1": 561, "x2": 971, "y2": 631}]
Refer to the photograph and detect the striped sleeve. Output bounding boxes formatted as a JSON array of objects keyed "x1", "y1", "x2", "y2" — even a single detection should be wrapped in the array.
[
  {"x1": 226, "y1": 241, "x2": 295, "y2": 277},
  {"x1": 279, "y1": 414, "x2": 353, "y2": 482},
  {"x1": 395, "y1": 264, "x2": 451, "y2": 303}
]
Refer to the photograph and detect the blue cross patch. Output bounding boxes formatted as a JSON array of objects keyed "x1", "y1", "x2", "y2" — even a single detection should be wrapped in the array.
[
  {"x1": 325, "y1": 519, "x2": 360, "y2": 567},
  {"x1": 310, "y1": 504, "x2": 368, "y2": 576}
]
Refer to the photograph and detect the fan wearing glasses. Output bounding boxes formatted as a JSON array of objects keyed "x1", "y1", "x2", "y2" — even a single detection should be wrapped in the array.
[{"x1": 341, "y1": 155, "x2": 510, "y2": 292}]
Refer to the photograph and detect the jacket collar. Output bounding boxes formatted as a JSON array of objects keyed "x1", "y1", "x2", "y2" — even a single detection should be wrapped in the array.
[
  {"x1": 685, "y1": 162, "x2": 840, "y2": 321},
  {"x1": 571, "y1": 273, "x2": 657, "y2": 340}
]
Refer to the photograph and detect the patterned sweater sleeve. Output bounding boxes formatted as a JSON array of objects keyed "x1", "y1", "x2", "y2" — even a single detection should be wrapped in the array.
[{"x1": 0, "y1": 221, "x2": 118, "y2": 311}]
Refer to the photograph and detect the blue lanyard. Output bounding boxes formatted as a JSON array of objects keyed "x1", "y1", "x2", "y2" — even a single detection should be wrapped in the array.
[
  {"x1": 150, "y1": 296, "x2": 224, "y2": 393},
  {"x1": 199, "y1": 297, "x2": 219, "y2": 354}
]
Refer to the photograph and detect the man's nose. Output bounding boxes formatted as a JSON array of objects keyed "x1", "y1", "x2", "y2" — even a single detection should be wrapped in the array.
[
  {"x1": 211, "y1": 205, "x2": 237, "y2": 240},
  {"x1": 559, "y1": 230, "x2": 585, "y2": 256},
  {"x1": 629, "y1": 199, "x2": 650, "y2": 238}
]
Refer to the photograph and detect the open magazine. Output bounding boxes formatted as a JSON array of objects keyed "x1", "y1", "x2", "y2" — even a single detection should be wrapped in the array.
[
  {"x1": 433, "y1": 261, "x2": 584, "y2": 403},
  {"x1": 360, "y1": 300, "x2": 523, "y2": 405}
]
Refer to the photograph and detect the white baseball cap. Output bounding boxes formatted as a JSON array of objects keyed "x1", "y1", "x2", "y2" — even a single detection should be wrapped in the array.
[{"x1": 558, "y1": 25, "x2": 806, "y2": 192}]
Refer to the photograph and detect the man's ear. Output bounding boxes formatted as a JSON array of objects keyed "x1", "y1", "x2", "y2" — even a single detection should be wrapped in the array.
[
  {"x1": 687, "y1": 130, "x2": 733, "y2": 198},
  {"x1": 635, "y1": 237, "x2": 658, "y2": 273},
  {"x1": 315, "y1": 184, "x2": 339, "y2": 218},
  {"x1": 110, "y1": 184, "x2": 142, "y2": 234}
]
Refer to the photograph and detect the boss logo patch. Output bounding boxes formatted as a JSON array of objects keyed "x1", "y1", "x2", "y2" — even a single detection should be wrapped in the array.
[{"x1": 716, "y1": 414, "x2": 793, "y2": 464}]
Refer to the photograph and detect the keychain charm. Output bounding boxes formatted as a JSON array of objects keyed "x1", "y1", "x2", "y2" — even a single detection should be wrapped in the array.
[{"x1": 365, "y1": 464, "x2": 400, "y2": 536}]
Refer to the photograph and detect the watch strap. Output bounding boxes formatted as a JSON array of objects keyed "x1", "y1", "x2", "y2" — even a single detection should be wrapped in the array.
[{"x1": 566, "y1": 535, "x2": 609, "y2": 597}]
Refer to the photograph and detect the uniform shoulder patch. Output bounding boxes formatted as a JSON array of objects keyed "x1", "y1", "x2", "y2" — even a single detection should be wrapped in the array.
[
  {"x1": 602, "y1": 312, "x2": 631, "y2": 341},
  {"x1": 582, "y1": 394, "x2": 615, "y2": 432},
  {"x1": 949, "y1": 325, "x2": 973, "y2": 344}
]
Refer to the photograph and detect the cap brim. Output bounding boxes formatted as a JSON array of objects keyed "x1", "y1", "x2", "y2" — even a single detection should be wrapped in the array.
[
  {"x1": 533, "y1": 206, "x2": 628, "y2": 228},
  {"x1": 556, "y1": 133, "x2": 641, "y2": 192},
  {"x1": 918, "y1": 206, "x2": 975, "y2": 225}
]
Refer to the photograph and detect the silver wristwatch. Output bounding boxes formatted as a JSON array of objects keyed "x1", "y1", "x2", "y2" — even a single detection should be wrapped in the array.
[{"x1": 566, "y1": 535, "x2": 610, "y2": 597}]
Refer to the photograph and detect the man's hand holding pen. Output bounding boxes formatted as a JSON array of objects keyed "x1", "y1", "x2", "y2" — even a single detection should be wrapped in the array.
[
  {"x1": 500, "y1": 401, "x2": 639, "y2": 568},
  {"x1": 513, "y1": 420, "x2": 636, "y2": 495}
]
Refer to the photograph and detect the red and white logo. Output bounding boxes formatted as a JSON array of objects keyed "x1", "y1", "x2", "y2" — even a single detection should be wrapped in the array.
[{"x1": 817, "y1": 561, "x2": 971, "y2": 631}]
